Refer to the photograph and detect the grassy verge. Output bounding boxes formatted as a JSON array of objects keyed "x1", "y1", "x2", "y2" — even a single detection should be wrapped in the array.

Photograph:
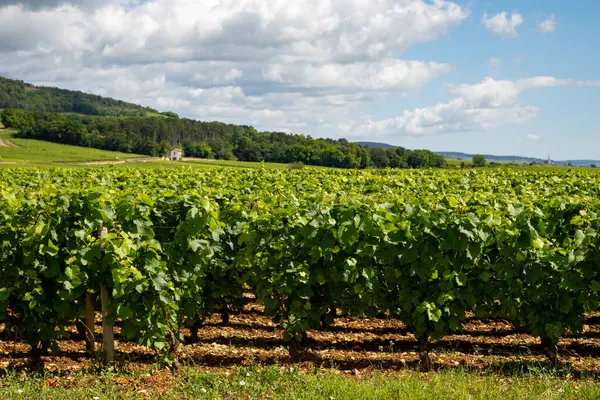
[{"x1": 1, "y1": 366, "x2": 599, "y2": 399}]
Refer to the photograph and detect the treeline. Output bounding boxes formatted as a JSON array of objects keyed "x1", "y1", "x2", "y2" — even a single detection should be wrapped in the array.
[
  {"x1": 1, "y1": 109, "x2": 446, "y2": 169},
  {"x1": 0, "y1": 77, "x2": 159, "y2": 117}
]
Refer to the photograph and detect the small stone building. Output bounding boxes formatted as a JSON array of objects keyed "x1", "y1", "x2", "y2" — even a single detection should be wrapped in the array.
[{"x1": 169, "y1": 148, "x2": 183, "y2": 161}]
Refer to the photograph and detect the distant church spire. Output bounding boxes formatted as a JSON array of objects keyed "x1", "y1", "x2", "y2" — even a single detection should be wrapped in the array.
[{"x1": 547, "y1": 153, "x2": 552, "y2": 165}]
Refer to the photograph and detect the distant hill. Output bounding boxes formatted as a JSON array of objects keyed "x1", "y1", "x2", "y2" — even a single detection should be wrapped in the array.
[
  {"x1": 437, "y1": 151, "x2": 600, "y2": 167},
  {"x1": 435, "y1": 151, "x2": 544, "y2": 164},
  {"x1": 560, "y1": 160, "x2": 600, "y2": 167},
  {"x1": 0, "y1": 76, "x2": 162, "y2": 117},
  {"x1": 355, "y1": 142, "x2": 600, "y2": 167},
  {"x1": 355, "y1": 141, "x2": 396, "y2": 149}
]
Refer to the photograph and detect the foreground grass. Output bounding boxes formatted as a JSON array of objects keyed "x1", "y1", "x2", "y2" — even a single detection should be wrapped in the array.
[
  {"x1": 0, "y1": 130, "x2": 144, "y2": 163},
  {"x1": 1, "y1": 366, "x2": 600, "y2": 399}
]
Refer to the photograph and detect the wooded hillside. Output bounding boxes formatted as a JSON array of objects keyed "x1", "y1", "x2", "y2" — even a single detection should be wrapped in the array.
[
  {"x1": 0, "y1": 77, "x2": 159, "y2": 117},
  {"x1": 0, "y1": 77, "x2": 446, "y2": 169}
]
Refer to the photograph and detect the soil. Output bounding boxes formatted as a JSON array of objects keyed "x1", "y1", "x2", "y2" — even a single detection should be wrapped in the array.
[{"x1": 2, "y1": 302, "x2": 600, "y2": 377}]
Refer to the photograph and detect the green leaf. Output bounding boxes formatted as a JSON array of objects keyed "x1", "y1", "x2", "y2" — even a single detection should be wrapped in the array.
[
  {"x1": 46, "y1": 239, "x2": 59, "y2": 256},
  {"x1": 117, "y1": 305, "x2": 134, "y2": 320},
  {"x1": 571, "y1": 215, "x2": 583, "y2": 226},
  {"x1": 427, "y1": 307, "x2": 442, "y2": 322}
]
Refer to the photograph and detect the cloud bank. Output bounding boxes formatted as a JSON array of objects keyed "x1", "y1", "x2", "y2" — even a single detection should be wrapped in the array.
[{"x1": 0, "y1": 0, "x2": 470, "y2": 137}]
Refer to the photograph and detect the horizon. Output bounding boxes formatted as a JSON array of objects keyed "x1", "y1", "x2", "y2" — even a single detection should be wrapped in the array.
[
  {"x1": 0, "y1": 1, "x2": 599, "y2": 159},
  {"x1": 354, "y1": 141, "x2": 599, "y2": 163}
]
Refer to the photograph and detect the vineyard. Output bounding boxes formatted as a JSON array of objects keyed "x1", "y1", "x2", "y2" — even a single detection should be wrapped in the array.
[{"x1": 2, "y1": 167, "x2": 600, "y2": 373}]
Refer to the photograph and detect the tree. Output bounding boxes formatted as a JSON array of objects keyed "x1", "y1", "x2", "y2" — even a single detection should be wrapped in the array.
[
  {"x1": 369, "y1": 148, "x2": 390, "y2": 168},
  {"x1": 208, "y1": 138, "x2": 236, "y2": 160},
  {"x1": 472, "y1": 155, "x2": 487, "y2": 168},
  {"x1": 157, "y1": 141, "x2": 170, "y2": 158},
  {"x1": 407, "y1": 150, "x2": 428, "y2": 168}
]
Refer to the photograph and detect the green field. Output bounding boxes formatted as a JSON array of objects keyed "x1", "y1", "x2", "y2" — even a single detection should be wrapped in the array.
[
  {"x1": 0, "y1": 130, "x2": 145, "y2": 163},
  {"x1": 445, "y1": 158, "x2": 473, "y2": 166}
]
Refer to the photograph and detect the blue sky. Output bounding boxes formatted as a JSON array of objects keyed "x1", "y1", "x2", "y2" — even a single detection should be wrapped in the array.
[
  {"x1": 397, "y1": 0, "x2": 600, "y2": 159},
  {"x1": 0, "y1": 0, "x2": 598, "y2": 159}
]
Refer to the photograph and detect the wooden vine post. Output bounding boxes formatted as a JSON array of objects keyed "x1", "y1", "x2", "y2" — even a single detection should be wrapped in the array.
[
  {"x1": 418, "y1": 335, "x2": 433, "y2": 372},
  {"x1": 220, "y1": 304, "x2": 230, "y2": 325},
  {"x1": 98, "y1": 226, "x2": 114, "y2": 365},
  {"x1": 189, "y1": 320, "x2": 202, "y2": 343},
  {"x1": 84, "y1": 292, "x2": 95, "y2": 353},
  {"x1": 288, "y1": 331, "x2": 308, "y2": 359},
  {"x1": 541, "y1": 337, "x2": 559, "y2": 369}
]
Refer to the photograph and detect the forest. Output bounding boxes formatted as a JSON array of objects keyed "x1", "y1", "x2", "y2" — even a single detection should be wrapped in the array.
[
  {"x1": 0, "y1": 77, "x2": 158, "y2": 117},
  {"x1": 0, "y1": 108, "x2": 446, "y2": 169}
]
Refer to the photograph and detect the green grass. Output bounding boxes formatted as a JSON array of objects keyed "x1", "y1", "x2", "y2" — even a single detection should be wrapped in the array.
[
  {"x1": 182, "y1": 158, "x2": 325, "y2": 169},
  {"x1": 0, "y1": 130, "x2": 145, "y2": 163},
  {"x1": 1, "y1": 366, "x2": 599, "y2": 399},
  {"x1": 445, "y1": 158, "x2": 472, "y2": 166},
  {"x1": 144, "y1": 111, "x2": 169, "y2": 118}
]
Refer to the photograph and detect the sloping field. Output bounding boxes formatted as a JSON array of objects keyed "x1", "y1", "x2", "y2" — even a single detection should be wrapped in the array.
[{"x1": 0, "y1": 129, "x2": 145, "y2": 163}]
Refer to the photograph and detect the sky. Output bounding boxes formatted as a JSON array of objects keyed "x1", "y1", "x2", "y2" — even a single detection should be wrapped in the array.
[{"x1": 0, "y1": 0, "x2": 598, "y2": 160}]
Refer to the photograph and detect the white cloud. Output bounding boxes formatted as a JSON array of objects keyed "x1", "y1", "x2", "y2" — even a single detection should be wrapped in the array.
[
  {"x1": 0, "y1": 1, "x2": 469, "y2": 64},
  {"x1": 269, "y1": 60, "x2": 452, "y2": 92},
  {"x1": 0, "y1": 5, "x2": 89, "y2": 52},
  {"x1": 488, "y1": 58, "x2": 501, "y2": 75},
  {"x1": 448, "y1": 77, "x2": 520, "y2": 108},
  {"x1": 340, "y1": 76, "x2": 600, "y2": 138},
  {"x1": 0, "y1": 0, "x2": 120, "y2": 9},
  {"x1": 351, "y1": 99, "x2": 537, "y2": 137},
  {"x1": 538, "y1": 15, "x2": 556, "y2": 34},
  {"x1": 517, "y1": 77, "x2": 600, "y2": 89},
  {"x1": 526, "y1": 134, "x2": 540, "y2": 140},
  {"x1": 0, "y1": 0, "x2": 470, "y2": 137},
  {"x1": 481, "y1": 11, "x2": 524, "y2": 38}
]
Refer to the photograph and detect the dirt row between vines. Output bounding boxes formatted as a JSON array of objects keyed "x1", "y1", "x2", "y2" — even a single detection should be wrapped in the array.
[{"x1": 3, "y1": 303, "x2": 600, "y2": 377}]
